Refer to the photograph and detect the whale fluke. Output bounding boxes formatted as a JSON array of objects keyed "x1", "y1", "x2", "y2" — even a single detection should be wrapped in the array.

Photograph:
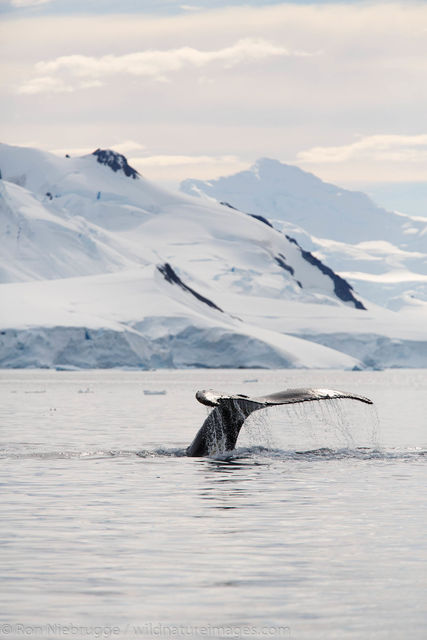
[{"x1": 186, "y1": 388, "x2": 373, "y2": 457}]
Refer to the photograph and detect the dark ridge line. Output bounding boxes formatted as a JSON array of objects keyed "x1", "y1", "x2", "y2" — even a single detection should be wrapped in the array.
[
  {"x1": 286, "y1": 235, "x2": 299, "y2": 246},
  {"x1": 157, "y1": 263, "x2": 223, "y2": 313},
  {"x1": 275, "y1": 253, "x2": 295, "y2": 276},
  {"x1": 250, "y1": 214, "x2": 274, "y2": 228},
  {"x1": 204, "y1": 199, "x2": 364, "y2": 310},
  {"x1": 220, "y1": 201, "x2": 239, "y2": 210},
  {"x1": 220, "y1": 201, "x2": 274, "y2": 229},
  {"x1": 274, "y1": 253, "x2": 303, "y2": 288},
  {"x1": 92, "y1": 149, "x2": 139, "y2": 179},
  {"x1": 285, "y1": 235, "x2": 366, "y2": 310}
]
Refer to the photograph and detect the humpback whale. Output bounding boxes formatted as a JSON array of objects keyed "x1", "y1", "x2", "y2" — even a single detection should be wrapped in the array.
[{"x1": 186, "y1": 388, "x2": 373, "y2": 457}]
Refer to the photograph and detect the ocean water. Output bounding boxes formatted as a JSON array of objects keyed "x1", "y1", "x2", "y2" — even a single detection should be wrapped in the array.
[{"x1": 0, "y1": 368, "x2": 426, "y2": 640}]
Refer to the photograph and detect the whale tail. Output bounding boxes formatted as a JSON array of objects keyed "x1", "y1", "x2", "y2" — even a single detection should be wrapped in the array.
[{"x1": 186, "y1": 388, "x2": 373, "y2": 457}]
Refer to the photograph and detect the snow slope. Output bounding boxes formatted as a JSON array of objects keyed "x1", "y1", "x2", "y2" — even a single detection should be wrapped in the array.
[
  {"x1": 0, "y1": 144, "x2": 426, "y2": 369},
  {"x1": 181, "y1": 159, "x2": 427, "y2": 308},
  {"x1": 0, "y1": 267, "x2": 362, "y2": 370}
]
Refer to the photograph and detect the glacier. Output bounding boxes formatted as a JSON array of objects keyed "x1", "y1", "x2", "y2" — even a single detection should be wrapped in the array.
[{"x1": 0, "y1": 143, "x2": 426, "y2": 369}]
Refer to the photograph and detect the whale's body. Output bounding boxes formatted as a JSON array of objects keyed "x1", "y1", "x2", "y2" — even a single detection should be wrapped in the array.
[{"x1": 186, "y1": 388, "x2": 373, "y2": 457}]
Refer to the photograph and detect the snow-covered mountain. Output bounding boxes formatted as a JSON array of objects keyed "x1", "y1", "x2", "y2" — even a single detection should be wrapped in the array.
[
  {"x1": 1, "y1": 144, "x2": 426, "y2": 369},
  {"x1": 181, "y1": 159, "x2": 427, "y2": 309}
]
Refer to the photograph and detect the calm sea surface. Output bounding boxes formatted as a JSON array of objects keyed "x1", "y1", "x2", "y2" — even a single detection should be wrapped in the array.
[{"x1": 0, "y1": 369, "x2": 426, "y2": 640}]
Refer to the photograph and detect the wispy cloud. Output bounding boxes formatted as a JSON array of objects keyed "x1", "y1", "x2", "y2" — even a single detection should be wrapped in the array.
[
  {"x1": 128, "y1": 153, "x2": 248, "y2": 183},
  {"x1": 50, "y1": 140, "x2": 147, "y2": 158},
  {"x1": 110, "y1": 140, "x2": 147, "y2": 155},
  {"x1": 10, "y1": 0, "x2": 52, "y2": 6},
  {"x1": 297, "y1": 134, "x2": 427, "y2": 165},
  {"x1": 134, "y1": 154, "x2": 238, "y2": 167},
  {"x1": 18, "y1": 38, "x2": 315, "y2": 94}
]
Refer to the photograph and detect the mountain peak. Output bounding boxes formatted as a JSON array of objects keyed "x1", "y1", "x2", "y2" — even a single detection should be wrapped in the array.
[
  {"x1": 92, "y1": 148, "x2": 139, "y2": 179},
  {"x1": 253, "y1": 157, "x2": 285, "y2": 171},
  {"x1": 251, "y1": 157, "x2": 320, "y2": 185},
  {"x1": 180, "y1": 156, "x2": 392, "y2": 244}
]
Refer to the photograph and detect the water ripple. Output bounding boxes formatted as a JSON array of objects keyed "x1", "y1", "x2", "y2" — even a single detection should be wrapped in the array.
[{"x1": 0, "y1": 445, "x2": 425, "y2": 462}]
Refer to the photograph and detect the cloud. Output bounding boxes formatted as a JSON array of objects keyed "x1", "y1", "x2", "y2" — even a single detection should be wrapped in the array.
[
  {"x1": 18, "y1": 38, "x2": 315, "y2": 94},
  {"x1": 50, "y1": 140, "x2": 147, "y2": 157},
  {"x1": 297, "y1": 134, "x2": 427, "y2": 165},
  {"x1": 133, "y1": 154, "x2": 238, "y2": 167},
  {"x1": 18, "y1": 75, "x2": 75, "y2": 94},
  {"x1": 50, "y1": 145, "x2": 96, "y2": 157},
  {"x1": 10, "y1": 0, "x2": 52, "y2": 6},
  {"x1": 294, "y1": 134, "x2": 427, "y2": 184},
  {"x1": 18, "y1": 75, "x2": 102, "y2": 94},
  {"x1": 128, "y1": 153, "x2": 248, "y2": 183},
  {"x1": 4, "y1": 2, "x2": 427, "y2": 187},
  {"x1": 110, "y1": 140, "x2": 147, "y2": 155}
]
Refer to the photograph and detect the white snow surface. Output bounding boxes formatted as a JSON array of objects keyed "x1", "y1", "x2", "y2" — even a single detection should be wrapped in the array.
[
  {"x1": 181, "y1": 158, "x2": 427, "y2": 309},
  {"x1": 0, "y1": 144, "x2": 426, "y2": 369}
]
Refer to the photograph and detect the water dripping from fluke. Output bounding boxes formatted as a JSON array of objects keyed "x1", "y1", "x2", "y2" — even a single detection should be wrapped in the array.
[{"x1": 186, "y1": 387, "x2": 375, "y2": 458}]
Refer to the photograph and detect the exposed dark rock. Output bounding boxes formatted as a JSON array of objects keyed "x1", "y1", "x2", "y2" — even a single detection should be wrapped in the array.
[
  {"x1": 220, "y1": 201, "x2": 239, "y2": 210},
  {"x1": 220, "y1": 201, "x2": 274, "y2": 228},
  {"x1": 92, "y1": 149, "x2": 139, "y2": 179},
  {"x1": 286, "y1": 235, "x2": 299, "y2": 246},
  {"x1": 217, "y1": 201, "x2": 359, "y2": 306},
  {"x1": 250, "y1": 214, "x2": 274, "y2": 228},
  {"x1": 275, "y1": 253, "x2": 295, "y2": 276},
  {"x1": 275, "y1": 253, "x2": 302, "y2": 288},
  {"x1": 286, "y1": 235, "x2": 366, "y2": 309},
  {"x1": 157, "y1": 263, "x2": 223, "y2": 312}
]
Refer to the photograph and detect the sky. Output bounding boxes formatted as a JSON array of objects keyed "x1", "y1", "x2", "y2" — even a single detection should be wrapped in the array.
[{"x1": 1, "y1": 0, "x2": 427, "y2": 202}]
